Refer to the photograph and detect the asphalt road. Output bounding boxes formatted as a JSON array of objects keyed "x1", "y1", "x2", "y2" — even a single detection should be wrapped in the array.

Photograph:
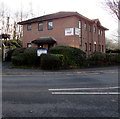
[{"x1": 2, "y1": 65, "x2": 119, "y2": 118}]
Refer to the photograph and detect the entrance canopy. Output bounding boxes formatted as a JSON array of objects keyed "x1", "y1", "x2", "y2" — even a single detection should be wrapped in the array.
[{"x1": 31, "y1": 36, "x2": 57, "y2": 44}]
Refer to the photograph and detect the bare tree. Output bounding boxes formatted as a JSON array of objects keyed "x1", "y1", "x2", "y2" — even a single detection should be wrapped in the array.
[
  {"x1": 0, "y1": 1, "x2": 40, "y2": 41},
  {"x1": 106, "y1": 38, "x2": 119, "y2": 49},
  {"x1": 103, "y1": 0, "x2": 120, "y2": 20}
]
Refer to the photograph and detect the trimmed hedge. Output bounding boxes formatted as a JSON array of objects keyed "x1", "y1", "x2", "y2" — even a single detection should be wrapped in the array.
[
  {"x1": 11, "y1": 46, "x2": 119, "y2": 69},
  {"x1": 12, "y1": 48, "x2": 26, "y2": 56},
  {"x1": 12, "y1": 53, "x2": 27, "y2": 66},
  {"x1": 51, "y1": 54, "x2": 64, "y2": 66},
  {"x1": 40, "y1": 54, "x2": 62, "y2": 70},
  {"x1": 24, "y1": 47, "x2": 39, "y2": 66},
  {"x1": 87, "y1": 52, "x2": 120, "y2": 67},
  {"x1": 11, "y1": 47, "x2": 39, "y2": 66},
  {"x1": 87, "y1": 52, "x2": 106, "y2": 66},
  {"x1": 49, "y1": 46, "x2": 86, "y2": 67}
]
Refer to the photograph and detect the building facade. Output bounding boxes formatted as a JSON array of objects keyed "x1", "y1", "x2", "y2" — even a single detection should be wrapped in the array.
[{"x1": 18, "y1": 12, "x2": 108, "y2": 54}]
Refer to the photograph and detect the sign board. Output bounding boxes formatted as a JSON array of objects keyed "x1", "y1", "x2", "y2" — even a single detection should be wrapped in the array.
[
  {"x1": 75, "y1": 28, "x2": 80, "y2": 36},
  {"x1": 65, "y1": 28, "x2": 74, "y2": 36},
  {"x1": 37, "y1": 49, "x2": 47, "y2": 56}
]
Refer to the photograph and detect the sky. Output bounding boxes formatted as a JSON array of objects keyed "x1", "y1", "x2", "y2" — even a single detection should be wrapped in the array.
[{"x1": 0, "y1": 0, "x2": 118, "y2": 40}]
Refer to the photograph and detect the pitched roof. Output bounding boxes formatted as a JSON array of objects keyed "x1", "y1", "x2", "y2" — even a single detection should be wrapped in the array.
[
  {"x1": 18, "y1": 11, "x2": 93, "y2": 25},
  {"x1": 92, "y1": 19, "x2": 108, "y2": 30},
  {"x1": 18, "y1": 11, "x2": 108, "y2": 30}
]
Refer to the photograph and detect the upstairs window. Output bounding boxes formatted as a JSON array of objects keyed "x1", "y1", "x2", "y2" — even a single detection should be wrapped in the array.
[
  {"x1": 98, "y1": 29, "x2": 101, "y2": 35},
  {"x1": 38, "y1": 22, "x2": 43, "y2": 31},
  {"x1": 88, "y1": 25, "x2": 91, "y2": 32},
  {"x1": 79, "y1": 21, "x2": 82, "y2": 29},
  {"x1": 94, "y1": 26, "x2": 96, "y2": 33},
  {"x1": 84, "y1": 23, "x2": 87, "y2": 31},
  {"x1": 101, "y1": 30, "x2": 104, "y2": 36},
  {"x1": 27, "y1": 24, "x2": 32, "y2": 31},
  {"x1": 48, "y1": 21, "x2": 53, "y2": 30},
  {"x1": 101, "y1": 30, "x2": 103, "y2": 36}
]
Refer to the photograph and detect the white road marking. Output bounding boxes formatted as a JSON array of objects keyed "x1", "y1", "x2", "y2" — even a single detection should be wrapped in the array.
[
  {"x1": 51, "y1": 92, "x2": 120, "y2": 95},
  {"x1": 48, "y1": 86, "x2": 119, "y2": 91}
]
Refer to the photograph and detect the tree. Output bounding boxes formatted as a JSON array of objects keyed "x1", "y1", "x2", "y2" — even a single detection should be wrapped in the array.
[
  {"x1": 103, "y1": 0, "x2": 120, "y2": 20},
  {"x1": 106, "y1": 38, "x2": 119, "y2": 49}
]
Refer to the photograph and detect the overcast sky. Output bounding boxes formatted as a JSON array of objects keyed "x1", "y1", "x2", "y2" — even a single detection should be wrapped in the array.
[{"x1": 1, "y1": 0, "x2": 118, "y2": 40}]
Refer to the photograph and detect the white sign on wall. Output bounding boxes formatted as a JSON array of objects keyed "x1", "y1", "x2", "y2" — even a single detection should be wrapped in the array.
[
  {"x1": 65, "y1": 28, "x2": 74, "y2": 36},
  {"x1": 75, "y1": 28, "x2": 80, "y2": 36}
]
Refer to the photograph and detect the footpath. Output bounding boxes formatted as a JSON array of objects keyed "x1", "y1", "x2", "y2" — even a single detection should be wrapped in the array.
[{"x1": 2, "y1": 62, "x2": 118, "y2": 76}]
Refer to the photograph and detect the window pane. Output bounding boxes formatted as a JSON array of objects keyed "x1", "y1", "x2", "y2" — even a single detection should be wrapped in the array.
[
  {"x1": 79, "y1": 21, "x2": 81, "y2": 29},
  {"x1": 89, "y1": 25, "x2": 91, "y2": 32},
  {"x1": 98, "y1": 29, "x2": 101, "y2": 35},
  {"x1": 94, "y1": 26, "x2": 96, "y2": 33},
  {"x1": 84, "y1": 23, "x2": 87, "y2": 31},
  {"x1": 27, "y1": 24, "x2": 32, "y2": 31},
  {"x1": 38, "y1": 23, "x2": 43, "y2": 31},
  {"x1": 48, "y1": 21, "x2": 53, "y2": 30}
]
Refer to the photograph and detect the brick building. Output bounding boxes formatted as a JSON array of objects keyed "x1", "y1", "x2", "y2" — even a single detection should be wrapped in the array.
[{"x1": 18, "y1": 11, "x2": 108, "y2": 54}]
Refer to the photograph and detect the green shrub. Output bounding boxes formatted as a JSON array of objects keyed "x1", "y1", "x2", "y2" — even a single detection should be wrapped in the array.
[
  {"x1": 51, "y1": 54, "x2": 64, "y2": 66},
  {"x1": 11, "y1": 48, "x2": 26, "y2": 65},
  {"x1": 12, "y1": 53, "x2": 27, "y2": 66},
  {"x1": 12, "y1": 48, "x2": 26, "y2": 56},
  {"x1": 90, "y1": 52, "x2": 106, "y2": 61},
  {"x1": 87, "y1": 52, "x2": 106, "y2": 67},
  {"x1": 87, "y1": 52, "x2": 120, "y2": 67},
  {"x1": 115, "y1": 53, "x2": 120, "y2": 63},
  {"x1": 24, "y1": 47, "x2": 39, "y2": 66},
  {"x1": 5, "y1": 49, "x2": 15, "y2": 61},
  {"x1": 40, "y1": 54, "x2": 62, "y2": 70},
  {"x1": 106, "y1": 53, "x2": 120, "y2": 64},
  {"x1": 49, "y1": 46, "x2": 86, "y2": 67},
  {"x1": 11, "y1": 47, "x2": 40, "y2": 66}
]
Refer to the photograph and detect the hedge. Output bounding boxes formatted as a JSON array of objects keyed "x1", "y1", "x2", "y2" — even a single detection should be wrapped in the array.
[
  {"x1": 12, "y1": 53, "x2": 27, "y2": 66},
  {"x1": 51, "y1": 54, "x2": 64, "y2": 66},
  {"x1": 11, "y1": 47, "x2": 40, "y2": 66},
  {"x1": 86, "y1": 52, "x2": 120, "y2": 67},
  {"x1": 49, "y1": 46, "x2": 86, "y2": 67},
  {"x1": 40, "y1": 54, "x2": 62, "y2": 70},
  {"x1": 24, "y1": 47, "x2": 39, "y2": 66}
]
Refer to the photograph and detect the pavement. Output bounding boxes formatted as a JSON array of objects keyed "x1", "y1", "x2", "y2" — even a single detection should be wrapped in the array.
[{"x1": 2, "y1": 61, "x2": 119, "y2": 75}]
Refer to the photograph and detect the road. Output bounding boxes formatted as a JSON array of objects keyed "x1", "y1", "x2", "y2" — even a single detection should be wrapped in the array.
[{"x1": 2, "y1": 65, "x2": 119, "y2": 118}]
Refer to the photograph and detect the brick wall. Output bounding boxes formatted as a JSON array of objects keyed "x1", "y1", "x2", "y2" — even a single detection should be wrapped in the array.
[{"x1": 22, "y1": 16, "x2": 106, "y2": 54}]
